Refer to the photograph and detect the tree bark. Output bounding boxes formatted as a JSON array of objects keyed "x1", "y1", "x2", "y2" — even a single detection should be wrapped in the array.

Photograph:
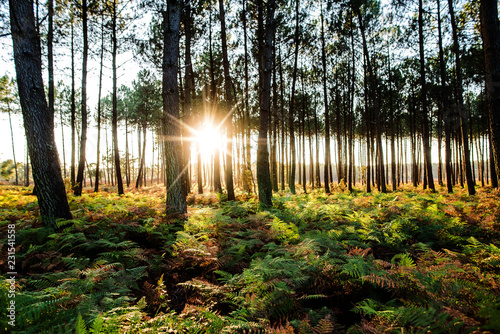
[
  {"x1": 70, "y1": 21, "x2": 76, "y2": 188},
  {"x1": 321, "y1": 6, "x2": 331, "y2": 194},
  {"x1": 418, "y1": 0, "x2": 435, "y2": 192},
  {"x1": 219, "y1": 0, "x2": 235, "y2": 200},
  {"x1": 112, "y1": 0, "x2": 124, "y2": 195},
  {"x1": 448, "y1": 0, "x2": 475, "y2": 195},
  {"x1": 10, "y1": 0, "x2": 72, "y2": 227},
  {"x1": 75, "y1": 0, "x2": 88, "y2": 196},
  {"x1": 256, "y1": 0, "x2": 274, "y2": 208},
  {"x1": 163, "y1": 0, "x2": 187, "y2": 213},
  {"x1": 288, "y1": 0, "x2": 300, "y2": 194},
  {"x1": 480, "y1": 0, "x2": 500, "y2": 187},
  {"x1": 95, "y1": 17, "x2": 104, "y2": 193},
  {"x1": 8, "y1": 107, "x2": 18, "y2": 185}
]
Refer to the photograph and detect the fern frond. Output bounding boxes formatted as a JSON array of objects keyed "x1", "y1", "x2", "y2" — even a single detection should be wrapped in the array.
[{"x1": 75, "y1": 313, "x2": 87, "y2": 334}]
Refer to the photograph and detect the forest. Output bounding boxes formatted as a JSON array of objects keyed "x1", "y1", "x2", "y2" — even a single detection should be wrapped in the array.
[{"x1": 1, "y1": 0, "x2": 500, "y2": 332}]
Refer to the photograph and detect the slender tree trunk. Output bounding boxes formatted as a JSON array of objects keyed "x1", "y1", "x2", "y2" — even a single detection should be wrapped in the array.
[
  {"x1": 136, "y1": 121, "x2": 148, "y2": 188},
  {"x1": 112, "y1": 0, "x2": 124, "y2": 195},
  {"x1": 436, "y1": 0, "x2": 453, "y2": 193},
  {"x1": 288, "y1": 0, "x2": 300, "y2": 194},
  {"x1": 448, "y1": 0, "x2": 474, "y2": 195},
  {"x1": 480, "y1": 0, "x2": 500, "y2": 187},
  {"x1": 25, "y1": 140, "x2": 29, "y2": 186},
  {"x1": 70, "y1": 22, "x2": 76, "y2": 188},
  {"x1": 75, "y1": 0, "x2": 88, "y2": 196},
  {"x1": 163, "y1": 0, "x2": 187, "y2": 213},
  {"x1": 490, "y1": 133, "x2": 498, "y2": 187},
  {"x1": 256, "y1": 0, "x2": 275, "y2": 208},
  {"x1": 48, "y1": 0, "x2": 54, "y2": 124},
  {"x1": 279, "y1": 45, "x2": 286, "y2": 191},
  {"x1": 10, "y1": 0, "x2": 72, "y2": 227},
  {"x1": 8, "y1": 107, "x2": 18, "y2": 185},
  {"x1": 219, "y1": 0, "x2": 235, "y2": 200},
  {"x1": 95, "y1": 15, "x2": 105, "y2": 193},
  {"x1": 271, "y1": 37, "x2": 279, "y2": 192},
  {"x1": 184, "y1": 0, "x2": 194, "y2": 194},
  {"x1": 208, "y1": 10, "x2": 222, "y2": 194},
  {"x1": 418, "y1": 0, "x2": 435, "y2": 192},
  {"x1": 321, "y1": 6, "x2": 331, "y2": 194},
  {"x1": 59, "y1": 102, "x2": 67, "y2": 178},
  {"x1": 388, "y1": 48, "x2": 396, "y2": 191}
]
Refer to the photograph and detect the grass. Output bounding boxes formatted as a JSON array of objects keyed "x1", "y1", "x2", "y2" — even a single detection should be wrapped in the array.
[{"x1": 1, "y1": 184, "x2": 500, "y2": 333}]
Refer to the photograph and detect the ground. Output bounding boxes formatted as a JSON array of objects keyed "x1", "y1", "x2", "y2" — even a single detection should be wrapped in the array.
[{"x1": 1, "y1": 184, "x2": 500, "y2": 333}]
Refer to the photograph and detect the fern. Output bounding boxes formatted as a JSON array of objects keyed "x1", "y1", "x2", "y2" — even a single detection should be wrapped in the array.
[
  {"x1": 74, "y1": 313, "x2": 87, "y2": 334},
  {"x1": 89, "y1": 315, "x2": 104, "y2": 334}
]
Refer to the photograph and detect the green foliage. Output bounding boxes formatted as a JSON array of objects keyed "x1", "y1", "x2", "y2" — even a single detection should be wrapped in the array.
[{"x1": 1, "y1": 186, "x2": 499, "y2": 333}]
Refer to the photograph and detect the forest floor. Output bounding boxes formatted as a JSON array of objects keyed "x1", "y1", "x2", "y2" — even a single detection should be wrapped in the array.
[{"x1": 1, "y1": 184, "x2": 500, "y2": 333}]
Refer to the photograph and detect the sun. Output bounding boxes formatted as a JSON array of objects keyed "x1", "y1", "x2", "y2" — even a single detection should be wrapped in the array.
[{"x1": 196, "y1": 123, "x2": 222, "y2": 155}]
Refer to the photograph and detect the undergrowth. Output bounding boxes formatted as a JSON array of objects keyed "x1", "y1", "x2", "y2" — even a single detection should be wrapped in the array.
[{"x1": 1, "y1": 184, "x2": 499, "y2": 333}]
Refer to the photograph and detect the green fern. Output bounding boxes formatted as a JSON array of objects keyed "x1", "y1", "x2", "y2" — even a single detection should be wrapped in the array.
[{"x1": 74, "y1": 313, "x2": 87, "y2": 334}]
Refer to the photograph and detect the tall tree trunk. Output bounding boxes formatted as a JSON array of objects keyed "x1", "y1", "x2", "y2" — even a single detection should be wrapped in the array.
[
  {"x1": 208, "y1": 10, "x2": 222, "y2": 194},
  {"x1": 437, "y1": 0, "x2": 453, "y2": 193},
  {"x1": 480, "y1": 0, "x2": 500, "y2": 187},
  {"x1": 242, "y1": 0, "x2": 252, "y2": 178},
  {"x1": 59, "y1": 102, "x2": 67, "y2": 178},
  {"x1": 8, "y1": 107, "x2": 18, "y2": 185},
  {"x1": 163, "y1": 0, "x2": 187, "y2": 213},
  {"x1": 75, "y1": 0, "x2": 88, "y2": 196},
  {"x1": 112, "y1": 0, "x2": 124, "y2": 195},
  {"x1": 219, "y1": 0, "x2": 235, "y2": 200},
  {"x1": 388, "y1": 48, "x2": 396, "y2": 191},
  {"x1": 448, "y1": 0, "x2": 475, "y2": 195},
  {"x1": 10, "y1": 0, "x2": 72, "y2": 227},
  {"x1": 418, "y1": 0, "x2": 435, "y2": 192},
  {"x1": 335, "y1": 86, "x2": 343, "y2": 184},
  {"x1": 184, "y1": 0, "x2": 194, "y2": 194},
  {"x1": 136, "y1": 120, "x2": 148, "y2": 188},
  {"x1": 288, "y1": 0, "x2": 300, "y2": 194},
  {"x1": 256, "y1": 0, "x2": 274, "y2": 208},
  {"x1": 48, "y1": 0, "x2": 54, "y2": 123},
  {"x1": 95, "y1": 15, "x2": 105, "y2": 193},
  {"x1": 271, "y1": 37, "x2": 279, "y2": 192},
  {"x1": 321, "y1": 6, "x2": 331, "y2": 194},
  {"x1": 25, "y1": 139, "x2": 29, "y2": 186},
  {"x1": 490, "y1": 132, "x2": 498, "y2": 187},
  {"x1": 70, "y1": 21, "x2": 76, "y2": 188},
  {"x1": 356, "y1": 8, "x2": 385, "y2": 192},
  {"x1": 279, "y1": 45, "x2": 286, "y2": 191}
]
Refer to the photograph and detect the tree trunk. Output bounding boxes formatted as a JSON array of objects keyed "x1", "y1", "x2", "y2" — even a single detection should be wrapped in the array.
[
  {"x1": 288, "y1": 0, "x2": 300, "y2": 194},
  {"x1": 271, "y1": 37, "x2": 279, "y2": 192},
  {"x1": 279, "y1": 45, "x2": 286, "y2": 191},
  {"x1": 163, "y1": 0, "x2": 187, "y2": 213},
  {"x1": 184, "y1": 0, "x2": 194, "y2": 194},
  {"x1": 8, "y1": 107, "x2": 18, "y2": 185},
  {"x1": 418, "y1": 0, "x2": 435, "y2": 192},
  {"x1": 448, "y1": 0, "x2": 475, "y2": 195},
  {"x1": 321, "y1": 6, "x2": 331, "y2": 194},
  {"x1": 95, "y1": 15, "x2": 105, "y2": 193},
  {"x1": 112, "y1": 0, "x2": 124, "y2": 195},
  {"x1": 480, "y1": 0, "x2": 500, "y2": 187},
  {"x1": 59, "y1": 102, "x2": 67, "y2": 178},
  {"x1": 10, "y1": 0, "x2": 72, "y2": 227},
  {"x1": 74, "y1": 0, "x2": 88, "y2": 196},
  {"x1": 24, "y1": 140, "x2": 29, "y2": 186},
  {"x1": 388, "y1": 48, "x2": 396, "y2": 191},
  {"x1": 48, "y1": 0, "x2": 54, "y2": 124},
  {"x1": 256, "y1": 0, "x2": 274, "y2": 208},
  {"x1": 136, "y1": 122, "x2": 147, "y2": 188},
  {"x1": 70, "y1": 22, "x2": 76, "y2": 188},
  {"x1": 219, "y1": 0, "x2": 235, "y2": 200}
]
